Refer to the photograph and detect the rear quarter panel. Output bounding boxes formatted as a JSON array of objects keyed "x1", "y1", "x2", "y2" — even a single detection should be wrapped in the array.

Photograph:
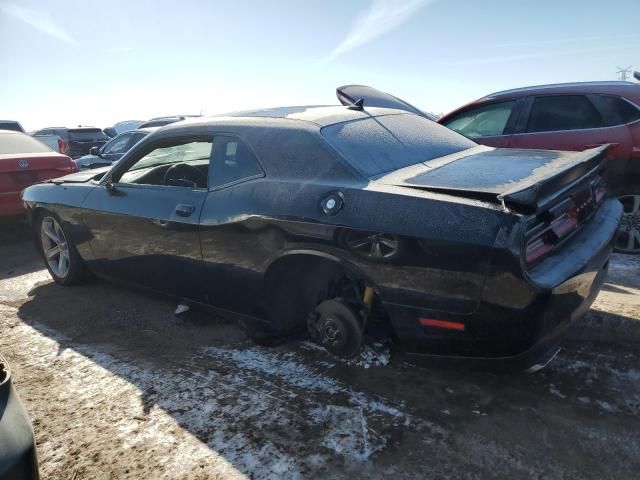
[{"x1": 200, "y1": 176, "x2": 510, "y2": 317}]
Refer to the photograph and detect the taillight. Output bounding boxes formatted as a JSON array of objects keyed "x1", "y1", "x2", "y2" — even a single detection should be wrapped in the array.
[
  {"x1": 69, "y1": 160, "x2": 79, "y2": 173},
  {"x1": 58, "y1": 139, "x2": 69, "y2": 156},
  {"x1": 550, "y1": 207, "x2": 578, "y2": 237},
  {"x1": 524, "y1": 176, "x2": 606, "y2": 266},
  {"x1": 593, "y1": 180, "x2": 607, "y2": 203},
  {"x1": 525, "y1": 230, "x2": 553, "y2": 264}
]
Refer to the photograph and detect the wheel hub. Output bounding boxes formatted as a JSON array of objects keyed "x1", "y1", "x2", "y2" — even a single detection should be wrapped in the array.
[
  {"x1": 322, "y1": 317, "x2": 342, "y2": 345},
  {"x1": 41, "y1": 217, "x2": 70, "y2": 278}
]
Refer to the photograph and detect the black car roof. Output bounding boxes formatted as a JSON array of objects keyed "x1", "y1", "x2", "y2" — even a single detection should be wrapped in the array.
[{"x1": 164, "y1": 105, "x2": 410, "y2": 131}]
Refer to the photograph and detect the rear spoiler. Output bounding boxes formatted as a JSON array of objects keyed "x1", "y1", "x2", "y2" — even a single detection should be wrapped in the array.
[{"x1": 498, "y1": 145, "x2": 609, "y2": 212}]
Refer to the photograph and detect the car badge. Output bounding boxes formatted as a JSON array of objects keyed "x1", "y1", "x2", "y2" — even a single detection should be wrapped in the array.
[{"x1": 18, "y1": 159, "x2": 29, "y2": 169}]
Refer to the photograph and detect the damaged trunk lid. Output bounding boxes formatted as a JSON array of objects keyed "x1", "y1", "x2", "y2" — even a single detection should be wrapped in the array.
[{"x1": 379, "y1": 145, "x2": 608, "y2": 212}]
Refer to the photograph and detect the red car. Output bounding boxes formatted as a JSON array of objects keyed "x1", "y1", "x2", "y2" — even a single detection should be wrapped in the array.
[
  {"x1": 0, "y1": 129, "x2": 77, "y2": 217},
  {"x1": 438, "y1": 81, "x2": 640, "y2": 253}
]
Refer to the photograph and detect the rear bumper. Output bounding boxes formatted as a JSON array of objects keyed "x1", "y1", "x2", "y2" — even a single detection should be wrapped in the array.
[
  {"x1": 0, "y1": 192, "x2": 25, "y2": 216},
  {"x1": 385, "y1": 198, "x2": 622, "y2": 369}
]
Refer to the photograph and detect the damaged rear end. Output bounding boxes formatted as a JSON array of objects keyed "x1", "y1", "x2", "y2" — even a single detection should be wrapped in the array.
[
  {"x1": 387, "y1": 144, "x2": 622, "y2": 365},
  {"x1": 322, "y1": 108, "x2": 621, "y2": 367}
]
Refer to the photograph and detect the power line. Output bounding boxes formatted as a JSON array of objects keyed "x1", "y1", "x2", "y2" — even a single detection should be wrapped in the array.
[{"x1": 616, "y1": 66, "x2": 632, "y2": 81}]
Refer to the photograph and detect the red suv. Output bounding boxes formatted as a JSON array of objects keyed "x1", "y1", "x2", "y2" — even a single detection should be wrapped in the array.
[{"x1": 438, "y1": 82, "x2": 640, "y2": 253}]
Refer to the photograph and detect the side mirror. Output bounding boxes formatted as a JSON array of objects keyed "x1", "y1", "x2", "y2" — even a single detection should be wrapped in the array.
[{"x1": 90, "y1": 146, "x2": 100, "y2": 156}]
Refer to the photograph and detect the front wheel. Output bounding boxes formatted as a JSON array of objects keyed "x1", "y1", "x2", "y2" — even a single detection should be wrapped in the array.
[
  {"x1": 615, "y1": 193, "x2": 640, "y2": 254},
  {"x1": 37, "y1": 213, "x2": 87, "y2": 285}
]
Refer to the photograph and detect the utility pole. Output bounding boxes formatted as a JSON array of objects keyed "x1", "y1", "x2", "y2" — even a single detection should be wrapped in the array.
[{"x1": 616, "y1": 66, "x2": 632, "y2": 81}]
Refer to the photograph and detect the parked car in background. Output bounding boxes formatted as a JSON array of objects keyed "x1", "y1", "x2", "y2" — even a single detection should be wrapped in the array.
[
  {"x1": 103, "y1": 120, "x2": 144, "y2": 138},
  {"x1": 0, "y1": 354, "x2": 39, "y2": 480},
  {"x1": 29, "y1": 133, "x2": 65, "y2": 154},
  {"x1": 32, "y1": 127, "x2": 108, "y2": 159},
  {"x1": 0, "y1": 354, "x2": 39, "y2": 479},
  {"x1": 75, "y1": 127, "x2": 157, "y2": 169},
  {"x1": 0, "y1": 130, "x2": 77, "y2": 217},
  {"x1": 437, "y1": 82, "x2": 640, "y2": 253},
  {"x1": 137, "y1": 115, "x2": 200, "y2": 129},
  {"x1": 0, "y1": 121, "x2": 25, "y2": 133},
  {"x1": 22, "y1": 101, "x2": 620, "y2": 369}
]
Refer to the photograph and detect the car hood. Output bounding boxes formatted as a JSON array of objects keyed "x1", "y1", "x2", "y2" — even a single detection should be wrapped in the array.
[
  {"x1": 47, "y1": 166, "x2": 111, "y2": 183},
  {"x1": 377, "y1": 145, "x2": 608, "y2": 212}
]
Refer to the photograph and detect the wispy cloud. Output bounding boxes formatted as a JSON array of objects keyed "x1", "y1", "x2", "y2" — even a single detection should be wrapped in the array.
[
  {"x1": 326, "y1": 0, "x2": 433, "y2": 61},
  {"x1": 442, "y1": 44, "x2": 639, "y2": 66},
  {"x1": 0, "y1": 2, "x2": 75, "y2": 44}
]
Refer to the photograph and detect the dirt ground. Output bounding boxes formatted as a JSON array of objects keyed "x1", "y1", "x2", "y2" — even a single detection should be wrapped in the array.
[{"x1": 1, "y1": 220, "x2": 639, "y2": 480}]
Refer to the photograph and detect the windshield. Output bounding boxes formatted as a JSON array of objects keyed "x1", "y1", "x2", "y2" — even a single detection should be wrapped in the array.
[
  {"x1": 0, "y1": 131, "x2": 52, "y2": 154},
  {"x1": 321, "y1": 113, "x2": 476, "y2": 177},
  {"x1": 68, "y1": 129, "x2": 108, "y2": 141}
]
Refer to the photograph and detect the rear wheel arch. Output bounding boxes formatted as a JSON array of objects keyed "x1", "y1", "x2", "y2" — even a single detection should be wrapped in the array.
[{"x1": 261, "y1": 251, "x2": 385, "y2": 334}]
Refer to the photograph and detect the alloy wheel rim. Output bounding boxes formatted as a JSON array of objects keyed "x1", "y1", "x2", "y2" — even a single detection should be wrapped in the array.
[
  {"x1": 346, "y1": 232, "x2": 399, "y2": 259},
  {"x1": 40, "y1": 217, "x2": 70, "y2": 278},
  {"x1": 616, "y1": 194, "x2": 640, "y2": 254}
]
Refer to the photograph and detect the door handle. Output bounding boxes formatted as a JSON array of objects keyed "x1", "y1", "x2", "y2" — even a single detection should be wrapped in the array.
[{"x1": 175, "y1": 204, "x2": 196, "y2": 217}]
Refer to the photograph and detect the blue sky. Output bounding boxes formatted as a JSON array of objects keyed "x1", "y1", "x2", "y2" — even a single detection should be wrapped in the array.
[{"x1": 1, "y1": 0, "x2": 639, "y2": 130}]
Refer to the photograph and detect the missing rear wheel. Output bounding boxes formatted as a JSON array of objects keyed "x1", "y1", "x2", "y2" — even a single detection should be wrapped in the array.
[{"x1": 308, "y1": 299, "x2": 363, "y2": 359}]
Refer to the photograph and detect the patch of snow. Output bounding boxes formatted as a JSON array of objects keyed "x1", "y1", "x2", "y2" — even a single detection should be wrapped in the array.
[
  {"x1": 596, "y1": 400, "x2": 619, "y2": 413},
  {"x1": 549, "y1": 385, "x2": 567, "y2": 399}
]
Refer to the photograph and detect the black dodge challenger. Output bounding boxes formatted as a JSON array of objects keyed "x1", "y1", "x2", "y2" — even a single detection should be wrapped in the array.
[{"x1": 22, "y1": 101, "x2": 622, "y2": 368}]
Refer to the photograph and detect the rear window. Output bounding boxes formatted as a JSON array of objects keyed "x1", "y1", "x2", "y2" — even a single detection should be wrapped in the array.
[
  {"x1": 0, "y1": 131, "x2": 53, "y2": 154},
  {"x1": 68, "y1": 129, "x2": 108, "y2": 141},
  {"x1": 589, "y1": 95, "x2": 640, "y2": 126},
  {"x1": 321, "y1": 113, "x2": 476, "y2": 177},
  {"x1": 0, "y1": 121, "x2": 24, "y2": 133}
]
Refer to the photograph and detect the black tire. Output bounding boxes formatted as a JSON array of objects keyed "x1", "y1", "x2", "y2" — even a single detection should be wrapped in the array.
[
  {"x1": 614, "y1": 190, "x2": 640, "y2": 254},
  {"x1": 35, "y1": 211, "x2": 88, "y2": 285},
  {"x1": 308, "y1": 299, "x2": 363, "y2": 359}
]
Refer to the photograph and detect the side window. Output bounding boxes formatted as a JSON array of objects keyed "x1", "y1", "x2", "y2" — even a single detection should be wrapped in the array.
[
  {"x1": 35, "y1": 129, "x2": 50, "y2": 136},
  {"x1": 103, "y1": 133, "x2": 132, "y2": 154},
  {"x1": 589, "y1": 95, "x2": 640, "y2": 127},
  {"x1": 118, "y1": 139, "x2": 212, "y2": 188},
  {"x1": 526, "y1": 95, "x2": 602, "y2": 133},
  {"x1": 443, "y1": 101, "x2": 515, "y2": 138},
  {"x1": 209, "y1": 136, "x2": 262, "y2": 188},
  {"x1": 129, "y1": 132, "x2": 147, "y2": 146}
]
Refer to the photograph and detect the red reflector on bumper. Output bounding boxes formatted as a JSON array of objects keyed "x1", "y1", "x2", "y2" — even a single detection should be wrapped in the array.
[{"x1": 419, "y1": 318, "x2": 465, "y2": 331}]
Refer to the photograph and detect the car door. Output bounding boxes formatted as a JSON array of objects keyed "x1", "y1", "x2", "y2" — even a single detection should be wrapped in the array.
[
  {"x1": 198, "y1": 135, "x2": 266, "y2": 316},
  {"x1": 438, "y1": 99, "x2": 522, "y2": 148},
  {"x1": 509, "y1": 94, "x2": 631, "y2": 160},
  {"x1": 81, "y1": 134, "x2": 213, "y2": 302}
]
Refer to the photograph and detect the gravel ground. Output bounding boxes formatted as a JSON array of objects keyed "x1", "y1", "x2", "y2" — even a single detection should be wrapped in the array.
[{"x1": 1, "y1": 220, "x2": 639, "y2": 480}]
